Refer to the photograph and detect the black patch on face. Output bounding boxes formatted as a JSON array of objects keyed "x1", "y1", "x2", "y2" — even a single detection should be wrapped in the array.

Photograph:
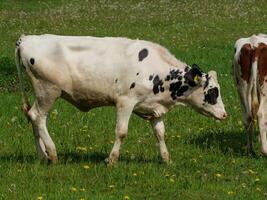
[
  {"x1": 152, "y1": 75, "x2": 164, "y2": 94},
  {"x1": 204, "y1": 87, "x2": 219, "y2": 105},
  {"x1": 130, "y1": 82, "x2": 135, "y2": 89},
  {"x1": 203, "y1": 74, "x2": 210, "y2": 89},
  {"x1": 138, "y1": 48, "x2": 148, "y2": 61},
  {"x1": 30, "y1": 58, "x2": 35, "y2": 65},
  {"x1": 149, "y1": 75, "x2": 153, "y2": 81},
  {"x1": 136, "y1": 72, "x2": 139, "y2": 76}
]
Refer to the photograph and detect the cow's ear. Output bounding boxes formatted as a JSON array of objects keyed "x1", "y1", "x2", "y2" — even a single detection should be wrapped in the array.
[
  {"x1": 208, "y1": 70, "x2": 217, "y2": 80},
  {"x1": 192, "y1": 64, "x2": 203, "y2": 85},
  {"x1": 192, "y1": 64, "x2": 203, "y2": 77}
]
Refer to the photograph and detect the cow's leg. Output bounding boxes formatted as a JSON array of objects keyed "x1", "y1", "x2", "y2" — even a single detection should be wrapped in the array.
[
  {"x1": 27, "y1": 85, "x2": 61, "y2": 163},
  {"x1": 106, "y1": 99, "x2": 135, "y2": 166},
  {"x1": 237, "y1": 83, "x2": 255, "y2": 156},
  {"x1": 150, "y1": 118, "x2": 169, "y2": 163},
  {"x1": 257, "y1": 106, "x2": 267, "y2": 155},
  {"x1": 243, "y1": 113, "x2": 255, "y2": 156}
]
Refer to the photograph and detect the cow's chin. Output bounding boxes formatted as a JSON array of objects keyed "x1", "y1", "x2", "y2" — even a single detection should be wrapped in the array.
[{"x1": 194, "y1": 107, "x2": 227, "y2": 120}]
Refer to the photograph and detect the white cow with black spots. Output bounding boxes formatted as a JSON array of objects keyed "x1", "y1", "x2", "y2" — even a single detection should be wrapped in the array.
[{"x1": 16, "y1": 34, "x2": 227, "y2": 165}]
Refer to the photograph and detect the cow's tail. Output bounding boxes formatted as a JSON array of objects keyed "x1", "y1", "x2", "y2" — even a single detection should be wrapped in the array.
[
  {"x1": 15, "y1": 40, "x2": 31, "y2": 118},
  {"x1": 251, "y1": 58, "x2": 259, "y2": 121}
]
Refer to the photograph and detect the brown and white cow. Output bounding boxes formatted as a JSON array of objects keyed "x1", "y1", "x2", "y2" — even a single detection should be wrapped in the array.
[
  {"x1": 233, "y1": 34, "x2": 267, "y2": 156},
  {"x1": 16, "y1": 34, "x2": 226, "y2": 165}
]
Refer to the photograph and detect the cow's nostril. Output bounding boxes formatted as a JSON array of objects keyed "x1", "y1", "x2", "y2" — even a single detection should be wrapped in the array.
[{"x1": 223, "y1": 113, "x2": 228, "y2": 118}]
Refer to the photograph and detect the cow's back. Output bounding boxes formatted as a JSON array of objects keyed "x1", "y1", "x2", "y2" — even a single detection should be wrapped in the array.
[{"x1": 18, "y1": 34, "x2": 186, "y2": 111}]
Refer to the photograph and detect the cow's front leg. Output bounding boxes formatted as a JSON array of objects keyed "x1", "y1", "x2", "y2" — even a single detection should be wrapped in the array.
[
  {"x1": 106, "y1": 99, "x2": 135, "y2": 166},
  {"x1": 150, "y1": 117, "x2": 169, "y2": 163}
]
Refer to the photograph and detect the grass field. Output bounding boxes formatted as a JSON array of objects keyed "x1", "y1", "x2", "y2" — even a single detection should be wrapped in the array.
[{"x1": 1, "y1": 0, "x2": 267, "y2": 199}]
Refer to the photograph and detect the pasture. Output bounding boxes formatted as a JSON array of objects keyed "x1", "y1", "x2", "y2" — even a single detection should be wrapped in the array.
[{"x1": 1, "y1": 0, "x2": 267, "y2": 199}]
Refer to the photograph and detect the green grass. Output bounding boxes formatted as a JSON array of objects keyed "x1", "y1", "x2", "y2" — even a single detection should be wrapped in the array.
[{"x1": 1, "y1": 0, "x2": 267, "y2": 199}]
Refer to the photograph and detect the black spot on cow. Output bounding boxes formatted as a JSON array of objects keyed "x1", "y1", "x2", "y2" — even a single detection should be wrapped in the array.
[
  {"x1": 138, "y1": 48, "x2": 148, "y2": 61},
  {"x1": 203, "y1": 74, "x2": 210, "y2": 89},
  {"x1": 185, "y1": 66, "x2": 190, "y2": 72},
  {"x1": 130, "y1": 82, "x2": 135, "y2": 89},
  {"x1": 169, "y1": 81, "x2": 189, "y2": 100},
  {"x1": 149, "y1": 75, "x2": 154, "y2": 81},
  {"x1": 165, "y1": 75, "x2": 171, "y2": 81},
  {"x1": 115, "y1": 78, "x2": 118, "y2": 83},
  {"x1": 152, "y1": 75, "x2": 164, "y2": 94},
  {"x1": 204, "y1": 87, "x2": 219, "y2": 105},
  {"x1": 30, "y1": 58, "x2": 35, "y2": 65},
  {"x1": 136, "y1": 72, "x2": 139, "y2": 76},
  {"x1": 169, "y1": 69, "x2": 182, "y2": 80}
]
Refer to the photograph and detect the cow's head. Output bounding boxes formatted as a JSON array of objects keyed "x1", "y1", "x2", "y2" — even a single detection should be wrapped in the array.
[{"x1": 185, "y1": 70, "x2": 227, "y2": 120}]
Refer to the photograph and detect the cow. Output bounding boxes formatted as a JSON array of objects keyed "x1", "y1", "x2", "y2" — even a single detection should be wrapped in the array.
[
  {"x1": 15, "y1": 34, "x2": 227, "y2": 165},
  {"x1": 233, "y1": 34, "x2": 267, "y2": 156}
]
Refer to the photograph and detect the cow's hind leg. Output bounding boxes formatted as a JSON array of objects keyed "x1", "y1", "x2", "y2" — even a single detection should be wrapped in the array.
[
  {"x1": 28, "y1": 84, "x2": 61, "y2": 163},
  {"x1": 106, "y1": 98, "x2": 135, "y2": 166},
  {"x1": 150, "y1": 118, "x2": 169, "y2": 163},
  {"x1": 257, "y1": 108, "x2": 267, "y2": 155},
  {"x1": 243, "y1": 114, "x2": 255, "y2": 156}
]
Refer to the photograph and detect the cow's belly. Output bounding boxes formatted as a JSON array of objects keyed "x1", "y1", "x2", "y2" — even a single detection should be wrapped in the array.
[
  {"x1": 133, "y1": 101, "x2": 170, "y2": 120},
  {"x1": 61, "y1": 89, "x2": 114, "y2": 112}
]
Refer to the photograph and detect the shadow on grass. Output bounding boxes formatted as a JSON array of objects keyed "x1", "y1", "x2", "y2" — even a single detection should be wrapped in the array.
[
  {"x1": 59, "y1": 151, "x2": 161, "y2": 164},
  {"x1": 189, "y1": 129, "x2": 253, "y2": 157},
  {"x1": 0, "y1": 153, "x2": 36, "y2": 163},
  {"x1": 0, "y1": 151, "x2": 161, "y2": 165}
]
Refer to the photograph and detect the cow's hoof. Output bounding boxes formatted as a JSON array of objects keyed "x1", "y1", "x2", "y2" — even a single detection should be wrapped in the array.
[
  {"x1": 105, "y1": 157, "x2": 118, "y2": 167},
  {"x1": 247, "y1": 150, "x2": 256, "y2": 158}
]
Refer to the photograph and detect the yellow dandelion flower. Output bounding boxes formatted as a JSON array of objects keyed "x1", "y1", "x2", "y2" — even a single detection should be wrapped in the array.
[
  {"x1": 248, "y1": 169, "x2": 255, "y2": 174},
  {"x1": 71, "y1": 187, "x2": 77, "y2": 192},
  {"x1": 37, "y1": 196, "x2": 43, "y2": 200},
  {"x1": 80, "y1": 198, "x2": 85, "y2": 200},
  {"x1": 80, "y1": 188, "x2": 85, "y2": 192},
  {"x1": 109, "y1": 185, "x2": 115, "y2": 189},
  {"x1": 83, "y1": 165, "x2": 90, "y2": 170},
  {"x1": 133, "y1": 173, "x2": 137, "y2": 176},
  {"x1": 255, "y1": 178, "x2": 260, "y2": 182},
  {"x1": 124, "y1": 195, "x2": 130, "y2": 200},
  {"x1": 227, "y1": 191, "x2": 234, "y2": 195},
  {"x1": 76, "y1": 146, "x2": 87, "y2": 152},
  {"x1": 256, "y1": 187, "x2": 261, "y2": 192},
  {"x1": 215, "y1": 173, "x2": 222, "y2": 178}
]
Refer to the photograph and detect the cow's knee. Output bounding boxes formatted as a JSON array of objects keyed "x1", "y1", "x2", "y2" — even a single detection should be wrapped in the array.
[{"x1": 116, "y1": 127, "x2": 127, "y2": 139}]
